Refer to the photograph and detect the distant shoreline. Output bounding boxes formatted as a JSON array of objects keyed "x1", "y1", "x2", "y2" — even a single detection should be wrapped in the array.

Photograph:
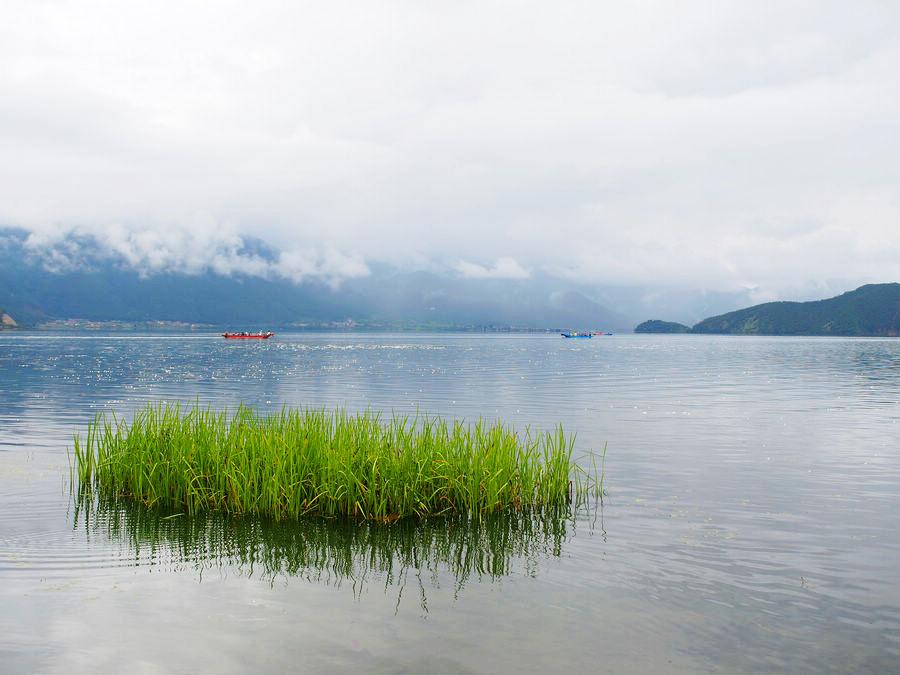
[
  {"x1": 10, "y1": 317, "x2": 613, "y2": 334},
  {"x1": 13, "y1": 324, "x2": 597, "y2": 335}
]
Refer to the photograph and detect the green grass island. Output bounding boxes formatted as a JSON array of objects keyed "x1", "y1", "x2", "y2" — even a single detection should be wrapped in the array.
[{"x1": 73, "y1": 403, "x2": 603, "y2": 522}]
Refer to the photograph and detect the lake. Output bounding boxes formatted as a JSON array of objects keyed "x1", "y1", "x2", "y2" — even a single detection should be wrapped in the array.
[{"x1": 1, "y1": 332, "x2": 898, "y2": 673}]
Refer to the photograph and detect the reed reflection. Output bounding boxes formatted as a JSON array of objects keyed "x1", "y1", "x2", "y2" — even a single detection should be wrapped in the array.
[{"x1": 72, "y1": 495, "x2": 582, "y2": 609}]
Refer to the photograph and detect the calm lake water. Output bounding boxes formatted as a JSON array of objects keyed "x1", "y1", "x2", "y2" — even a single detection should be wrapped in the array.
[{"x1": 1, "y1": 332, "x2": 898, "y2": 673}]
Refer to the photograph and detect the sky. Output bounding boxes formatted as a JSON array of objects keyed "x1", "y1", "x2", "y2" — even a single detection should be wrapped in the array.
[{"x1": 1, "y1": 1, "x2": 899, "y2": 300}]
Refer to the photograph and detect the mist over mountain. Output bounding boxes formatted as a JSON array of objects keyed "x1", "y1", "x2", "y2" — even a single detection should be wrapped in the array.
[{"x1": 2, "y1": 228, "x2": 761, "y2": 330}]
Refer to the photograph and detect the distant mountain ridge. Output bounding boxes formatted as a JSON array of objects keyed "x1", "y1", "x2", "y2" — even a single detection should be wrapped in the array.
[
  {"x1": 640, "y1": 284, "x2": 899, "y2": 336},
  {"x1": 8, "y1": 228, "x2": 888, "y2": 334},
  {"x1": 0, "y1": 229, "x2": 631, "y2": 330}
]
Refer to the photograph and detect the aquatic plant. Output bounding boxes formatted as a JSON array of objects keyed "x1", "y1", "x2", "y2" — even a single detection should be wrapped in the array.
[{"x1": 73, "y1": 403, "x2": 601, "y2": 521}]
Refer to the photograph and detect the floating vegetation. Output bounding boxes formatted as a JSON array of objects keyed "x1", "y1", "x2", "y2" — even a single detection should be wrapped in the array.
[
  {"x1": 73, "y1": 403, "x2": 602, "y2": 521},
  {"x1": 72, "y1": 493, "x2": 579, "y2": 601}
]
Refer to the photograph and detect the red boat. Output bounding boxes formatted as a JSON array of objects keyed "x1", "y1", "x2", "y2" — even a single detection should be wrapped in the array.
[{"x1": 223, "y1": 332, "x2": 275, "y2": 339}]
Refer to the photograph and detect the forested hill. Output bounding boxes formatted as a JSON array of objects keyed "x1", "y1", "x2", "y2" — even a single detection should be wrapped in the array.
[
  {"x1": 634, "y1": 319, "x2": 691, "y2": 333},
  {"x1": 691, "y1": 283, "x2": 900, "y2": 336}
]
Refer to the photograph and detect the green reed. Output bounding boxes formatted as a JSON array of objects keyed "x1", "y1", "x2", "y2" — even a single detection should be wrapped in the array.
[{"x1": 72, "y1": 403, "x2": 601, "y2": 521}]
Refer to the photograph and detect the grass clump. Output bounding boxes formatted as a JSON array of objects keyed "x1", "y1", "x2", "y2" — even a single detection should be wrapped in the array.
[{"x1": 73, "y1": 403, "x2": 600, "y2": 521}]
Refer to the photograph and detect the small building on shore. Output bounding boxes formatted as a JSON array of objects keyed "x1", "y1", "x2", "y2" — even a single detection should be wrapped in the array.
[{"x1": 1, "y1": 311, "x2": 18, "y2": 328}]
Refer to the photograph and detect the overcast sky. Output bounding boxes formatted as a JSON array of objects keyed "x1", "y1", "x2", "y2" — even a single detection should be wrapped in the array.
[{"x1": 1, "y1": 1, "x2": 899, "y2": 298}]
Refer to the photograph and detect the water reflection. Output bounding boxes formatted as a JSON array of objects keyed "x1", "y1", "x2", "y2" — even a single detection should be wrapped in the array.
[{"x1": 72, "y1": 494, "x2": 584, "y2": 609}]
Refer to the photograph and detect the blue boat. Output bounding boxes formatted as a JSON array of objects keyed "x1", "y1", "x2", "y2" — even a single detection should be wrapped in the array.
[{"x1": 561, "y1": 332, "x2": 592, "y2": 338}]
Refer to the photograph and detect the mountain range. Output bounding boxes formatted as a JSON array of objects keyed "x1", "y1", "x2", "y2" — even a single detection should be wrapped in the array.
[
  {"x1": 5, "y1": 229, "x2": 895, "y2": 334},
  {"x1": 0, "y1": 228, "x2": 754, "y2": 330},
  {"x1": 637, "y1": 283, "x2": 900, "y2": 336}
]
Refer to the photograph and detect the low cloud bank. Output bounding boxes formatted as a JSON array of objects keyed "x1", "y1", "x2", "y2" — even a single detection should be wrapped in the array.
[
  {"x1": 456, "y1": 257, "x2": 530, "y2": 280},
  {"x1": 21, "y1": 226, "x2": 370, "y2": 286}
]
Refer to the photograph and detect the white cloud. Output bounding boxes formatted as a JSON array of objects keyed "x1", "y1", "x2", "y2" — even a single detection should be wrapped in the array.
[
  {"x1": 1, "y1": 1, "x2": 899, "y2": 297},
  {"x1": 275, "y1": 247, "x2": 369, "y2": 286},
  {"x1": 22, "y1": 225, "x2": 369, "y2": 285},
  {"x1": 456, "y1": 257, "x2": 530, "y2": 280}
]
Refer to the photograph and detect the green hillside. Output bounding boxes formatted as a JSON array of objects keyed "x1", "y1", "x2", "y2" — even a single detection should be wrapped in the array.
[
  {"x1": 634, "y1": 319, "x2": 691, "y2": 333},
  {"x1": 691, "y1": 283, "x2": 900, "y2": 336}
]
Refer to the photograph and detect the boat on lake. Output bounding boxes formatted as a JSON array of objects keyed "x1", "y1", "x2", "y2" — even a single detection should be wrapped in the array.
[
  {"x1": 561, "y1": 332, "x2": 592, "y2": 338},
  {"x1": 223, "y1": 332, "x2": 274, "y2": 339}
]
